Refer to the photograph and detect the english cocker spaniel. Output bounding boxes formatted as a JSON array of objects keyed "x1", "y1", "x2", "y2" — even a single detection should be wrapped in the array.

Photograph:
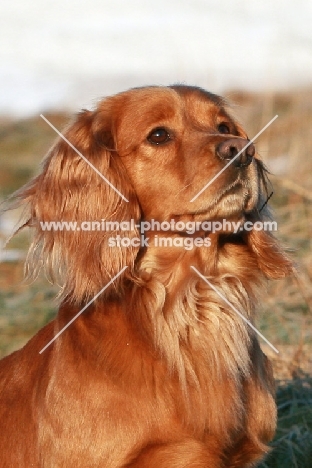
[{"x1": 0, "y1": 85, "x2": 292, "y2": 467}]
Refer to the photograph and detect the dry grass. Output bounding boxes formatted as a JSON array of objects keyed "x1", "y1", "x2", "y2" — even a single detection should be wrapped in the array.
[{"x1": 0, "y1": 113, "x2": 69, "y2": 195}]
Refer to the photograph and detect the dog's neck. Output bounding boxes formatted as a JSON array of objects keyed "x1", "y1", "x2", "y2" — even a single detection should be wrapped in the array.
[
  {"x1": 129, "y1": 236, "x2": 261, "y2": 391},
  {"x1": 136, "y1": 231, "x2": 260, "y2": 293}
]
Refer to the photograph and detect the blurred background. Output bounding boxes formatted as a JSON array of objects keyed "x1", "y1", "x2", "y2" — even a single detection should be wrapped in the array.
[
  {"x1": 1, "y1": 0, "x2": 312, "y2": 116},
  {"x1": 0, "y1": 1, "x2": 312, "y2": 465}
]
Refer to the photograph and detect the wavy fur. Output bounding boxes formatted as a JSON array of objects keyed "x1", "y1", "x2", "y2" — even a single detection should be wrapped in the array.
[{"x1": 0, "y1": 85, "x2": 293, "y2": 467}]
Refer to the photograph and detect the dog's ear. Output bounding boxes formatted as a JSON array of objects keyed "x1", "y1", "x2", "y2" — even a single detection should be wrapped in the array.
[
  {"x1": 247, "y1": 228, "x2": 293, "y2": 279},
  {"x1": 242, "y1": 158, "x2": 293, "y2": 279},
  {"x1": 11, "y1": 105, "x2": 141, "y2": 303},
  {"x1": 245, "y1": 200, "x2": 293, "y2": 279}
]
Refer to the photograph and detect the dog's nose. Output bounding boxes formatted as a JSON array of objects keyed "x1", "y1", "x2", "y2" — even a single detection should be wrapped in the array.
[{"x1": 216, "y1": 138, "x2": 255, "y2": 167}]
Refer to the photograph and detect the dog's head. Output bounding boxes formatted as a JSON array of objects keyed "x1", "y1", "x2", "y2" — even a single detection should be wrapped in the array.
[
  {"x1": 12, "y1": 85, "x2": 292, "y2": 302},
  {"x1": 95, "y1": 85, "x2": 260, "y2": 222}
]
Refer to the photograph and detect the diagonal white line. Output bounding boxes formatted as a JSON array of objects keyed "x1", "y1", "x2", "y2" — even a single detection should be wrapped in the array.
[
  {"x1": 191, "y1": 266, "x2": 279, "y2": 354},
  {"x1": 39, "y1": 266, "x2": 128, "y2": 354},
  {"x1": 190, "y1": 115, "x2": 278, "y2": 202},
  {"x1": 40, "y1": 114, "x2": 129, "y2": 202}
]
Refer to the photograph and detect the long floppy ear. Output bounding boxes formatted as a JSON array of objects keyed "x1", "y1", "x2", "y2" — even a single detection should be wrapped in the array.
[
  {"x1": 247, "y1": 226, "x2": 294, "y2": 279},
  {"x1": 245, "y1": 182, "x2": 294, "y2": 279},
  {"x1": 228, "y1": 107, "x2": 293, "y2": 278},
  {"x1": 10, "y1": 106, "x2": 141, "y2": 303}
]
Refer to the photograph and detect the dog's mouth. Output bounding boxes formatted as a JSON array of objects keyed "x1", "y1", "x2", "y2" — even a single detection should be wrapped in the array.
[
  {"x1": 172, "y1": 180, "x2": 256, "y2": 225},
  {"x1": 190, "y1": 158, "x2": 265, "y2": 219},
  {"x1": 140, "y1": 163, "x2": 268, "y2": 239},
  {"x1": 216, "y1": 177, "x2": 258, "y2": 210}
]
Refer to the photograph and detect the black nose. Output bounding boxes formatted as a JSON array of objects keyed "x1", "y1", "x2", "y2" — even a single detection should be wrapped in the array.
[{"x1": 216, "y1": 138, "x2": 255, "y2": 167}]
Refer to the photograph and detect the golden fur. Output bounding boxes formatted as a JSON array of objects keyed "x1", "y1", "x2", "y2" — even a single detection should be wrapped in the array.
[{"x1": 0, "y1": 85, "x2": 292, "y2": 467}]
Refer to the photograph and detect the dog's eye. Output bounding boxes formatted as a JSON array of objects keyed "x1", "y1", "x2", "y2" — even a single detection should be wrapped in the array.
[
  {"x1": 147, "y1": 128, "x2": 171, "y2": 145},
  {"x1": 218, "y1": 123, "x2": 230, "y2": 134}
]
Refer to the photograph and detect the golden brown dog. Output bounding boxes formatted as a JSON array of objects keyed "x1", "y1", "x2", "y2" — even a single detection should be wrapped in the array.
[{"x1": 0, "y1": 85, "x2": 292, "y2": 467}]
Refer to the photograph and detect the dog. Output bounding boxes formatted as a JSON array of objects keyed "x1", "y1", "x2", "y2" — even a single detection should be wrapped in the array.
[{"x1": 0, "y1": 85, "x2": 292, "y2": 467}]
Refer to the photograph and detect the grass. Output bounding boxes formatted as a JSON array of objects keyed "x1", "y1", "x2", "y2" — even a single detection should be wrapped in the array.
[
  {"x1": 0, "y1": 113, "x2": 68, "y2": 195},
  {"x1": 260, "y1": 375, "x2": 312, "y2": 468},
  {"x1": 0, "y1": 89, "x2": 311, "y2": 466},
  {"x1": 0, "y1": 261, "x2": 58, "y2": 357}
]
